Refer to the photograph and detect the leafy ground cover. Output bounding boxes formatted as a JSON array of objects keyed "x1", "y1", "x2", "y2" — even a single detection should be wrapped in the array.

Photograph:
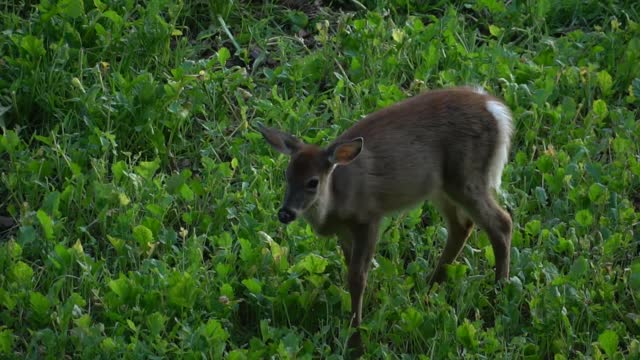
[{"x1": 1, "y1": 0, "x2": 640, "y2": 358}]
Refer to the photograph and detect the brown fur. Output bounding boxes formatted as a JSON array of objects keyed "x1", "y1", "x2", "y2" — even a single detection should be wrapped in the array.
[{"x1": 258, "y1": 86, "x2": 514, "y2": 358}]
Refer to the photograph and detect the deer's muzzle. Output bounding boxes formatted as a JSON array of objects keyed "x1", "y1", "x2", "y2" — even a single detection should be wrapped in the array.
[{"x1": 277, "y1": 208, "x2": 296, "y2": 224}]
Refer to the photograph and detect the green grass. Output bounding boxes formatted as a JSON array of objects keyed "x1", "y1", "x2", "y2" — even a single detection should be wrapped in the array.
[{"x1": 1, "y1": 0, "x2": 640, "y2": 358}]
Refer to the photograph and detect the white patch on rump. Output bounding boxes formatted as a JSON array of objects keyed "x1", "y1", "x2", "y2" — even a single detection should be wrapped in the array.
[{"x1": 485, "y1": 100, "x2": 514, "y2": 191}]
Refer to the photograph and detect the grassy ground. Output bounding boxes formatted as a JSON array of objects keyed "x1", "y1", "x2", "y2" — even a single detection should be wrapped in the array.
[{"x1": 1, "y1": 0, "x2": 640, "y2": 358}]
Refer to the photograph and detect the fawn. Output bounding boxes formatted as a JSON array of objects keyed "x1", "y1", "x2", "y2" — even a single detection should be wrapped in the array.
[{"x1": 258, "y1": 86, "x2": 514, "y2": 356}]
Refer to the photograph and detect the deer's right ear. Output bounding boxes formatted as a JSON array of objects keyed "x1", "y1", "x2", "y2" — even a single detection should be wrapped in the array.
[{"x1": 257, "y1": 124, "x2": 302, "y2": 156}]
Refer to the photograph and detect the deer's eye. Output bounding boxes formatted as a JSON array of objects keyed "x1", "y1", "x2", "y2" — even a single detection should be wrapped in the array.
[{"x1": 306, "y1": 178, "x2": 319, "y2": 190}]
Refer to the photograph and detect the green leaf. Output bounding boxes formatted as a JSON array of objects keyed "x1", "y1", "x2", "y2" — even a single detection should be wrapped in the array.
[
  {"x1": 536, "y1": 154, "x2": 553, "y2": 173},
  {"x1": 101, "y1": 337, "x2": 116, "y2": 351},
  {"x1": 554, "y1": 237, "x2": 575, "y2": 255},
  {"x1": 534, "y1": 186, "x2": 548, "y2": 205},
  {"x1": 126, "y1": 319, "x2": 137, "y2": 333},
  {"x1": 612, "y1": 137, "x2": 630, "y2": 155},
  {"x1": 535, "y1": 0, "x2": 551, "y2": 19},
  {"x1": 598, "y1": 329, "x2": 618, "y2": 357},
  {"x1": 597, "y1": 71, "x2": 613, "y2": 96},
  {"x1": 111, "y1": 161, "x2": 126, "y2": 182},
  {"x1": 12, "y1": 261, "x2": 33, "y2": 285},
  {"x1": 484, "y1": 245, "x2": 495, "y2": 267},
  {"x1": 30, "y1": 291, "x2": 51, "y2": 317},
  {"x1": 0, "y1": 130, "x2": 21, "y2": 154},
  {"x1": 603, "y1": 233, "x2": 622, "y2": 257},
  {"x1": 561, "y1": 96, "x2": 577, "y2": 122},
  {"x1": 568, "y1": 257, "x2": 588, "y2": 280},
  {"x1": 133, "y1": 225, "x2": 153, "y2": 246},
  {"x1": 629, "y1": 262, "x2": 640, "y2": 291},
  {"x1": 51, "y1": 244, "x2": 73, "y2": 270},
  {"x1": 400, "y1": 307, "x2": 424, "y2": 331},
  {"x1": 19, "y1": 35, "x2": 46, "y2": 58},
  {"x1": 108, "y1": 277, "x2": 129, "y2": 299},
  {"x1": 0, "y1": 329, "x2": 13, "y2": 354},
  {"x1": 632, "y1": 78, "x2": 640, "y2": 98},
  {"x1": 575, "y1": 209, "x2": 593, "y2": 227},
  {"x1": 456, "y1": 319, "x2": 478, "y2": 349},
  {"x1": 446, "y1": 263, "x2": 468, "y2": 281},
  {"x1": 376, "y1": 256, "x2": 397, "y2": 278},
  {"x1": 200, "y1": 319, "x2": 229, "y2": 342},
  {"x1": 93, "y1": 0, "x2": 106, "y2": 11},
  {"x1": 592, "y1": 99, "x2": 608, "y2": 119},
  {"x1": 168, "y1": 273, "x2": 197, "y2": 308},
  {"x1": 220, "y1": 283, "x2": 234, "y2": 299},
  {"x1": 42, "y1": 191, "x2": 61, "y2": 218},
  {"x1": 134, "y1": 158, "x2": 160, "y2": 180},
  {"x1": 166, "y1": 174, "x2": 185, "y2": 194},
  {"x1": 218, "y1": 47, "x2": 230, "y2": 67},
  {"x1": 287, "y1": 10, "x2": 308, "y2": 29},
  {"x1": 59, "y1": 0, "x2": 84, "y2": 18},
  {"x1": 280, "y1": 331, "x2": 301, "y2": 355},
  {"x1": 75, "y1": 314, "x2": 91, "y2": 329},
  {"x1": 17, "y1": 226, "x2": 35, "y2": 249},
  {"x1": 525, "y1": 220, "x2": 542, "y2": 236},
  {"x1": 118, "y1": 193, "x2": 130, "y2": 206},
  {"x1": 0, "y1": 289, "x2": 17, "y2": 311},
  {"x1": 102, "y1": 10, "x2": 123, "y2": 28},
  {"x1": 107, "y1": 235, "x2": 125, "y2": 254},
  {"x1": 242, "y1": 278, "x2": 262, "y2": 294},
  {"x1": 259, "y1": 231, "x2": 288, "y2": 271},
  {"x1": 588, "y1": 183, "x2": 607, "y2": 204},
  {"x1": 294, "y1": 254, "x2": 329, "y2": 274},
  {"x1": 476, "y1": 0, "x2": 506, "y2": 13},
  {"x1": 489, "y1": 24, "x2": 503, "y2": 37},
  {"x1": 36, "y1": 209, "x2": 53, "y2": 240},
  {"x1": 178, "y1": 183, "x2": 194, "y2": 202},
  {"x1": 69, "y1": 162, "x2": 82, "y2": 177},
  {"x1": 147, "y1": 312, "x2": 167, "y2": 337},
  {"x1": 392, "y1": 28, "x2": 405, "y2": 43}
]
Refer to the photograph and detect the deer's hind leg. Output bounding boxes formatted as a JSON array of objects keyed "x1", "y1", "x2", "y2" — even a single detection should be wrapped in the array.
[
  {"x1": 448, "y1": 183, "x2": 512, "y2": 282},
  {"x1": 428, "y1": 194, "x2": 475, "y2": 285}
]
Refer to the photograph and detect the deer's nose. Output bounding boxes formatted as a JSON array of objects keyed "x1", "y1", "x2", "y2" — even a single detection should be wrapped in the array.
[{"x1": 277, "y1": 208, "x2": 296, "y2": 224}]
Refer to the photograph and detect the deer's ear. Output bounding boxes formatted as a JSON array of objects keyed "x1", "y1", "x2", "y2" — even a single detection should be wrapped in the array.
[
  {"x1": 257, "y1": 125, "x2": 302, "y2": 156},
  {"x1": 328, "y1": 137, "x2": 363, "y2": 165}
]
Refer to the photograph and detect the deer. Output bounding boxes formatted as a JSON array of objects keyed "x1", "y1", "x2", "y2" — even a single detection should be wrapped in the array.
[{"x1": 258, "y1": 86, "x2": 514, "y2": 357}]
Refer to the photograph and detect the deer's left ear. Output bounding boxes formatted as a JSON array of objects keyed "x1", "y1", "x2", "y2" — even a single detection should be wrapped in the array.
[{"x1": 327, "y1": 137, "x2": 363, "y2": 165}]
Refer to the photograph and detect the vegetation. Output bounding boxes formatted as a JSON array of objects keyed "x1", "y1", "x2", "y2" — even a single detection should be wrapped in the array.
[{"x1": 1, "y1": 0, "x2": 639, "y2": 358}]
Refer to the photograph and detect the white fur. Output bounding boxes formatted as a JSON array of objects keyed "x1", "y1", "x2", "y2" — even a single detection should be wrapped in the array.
[
  {"x1": 485, "y1": 100, "x2": 513, "y2": 191},
  {"x1": 471, "y1": 86, "x2": 487, "y2": 95},
  {"x1": 307, "y1": 164, "x2": 337, "y2": 226}
]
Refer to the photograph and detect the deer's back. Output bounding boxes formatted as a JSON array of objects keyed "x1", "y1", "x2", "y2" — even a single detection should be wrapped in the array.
[{"x1": 331, "y1": 87, "x2": 508, "y2": 218}]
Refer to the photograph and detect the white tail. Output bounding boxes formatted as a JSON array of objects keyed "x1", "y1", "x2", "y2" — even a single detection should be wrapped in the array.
[
  {"x1": 485, "y1": 99, "x2": 514, "y2": 191},
  {"x1": 258, "y1": 86, "x2": 514, "y2": 356}
]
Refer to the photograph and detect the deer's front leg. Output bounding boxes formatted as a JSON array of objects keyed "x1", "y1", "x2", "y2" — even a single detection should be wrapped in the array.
[
  {"x1": 337, "y1": 229, "x2": 353, "y2": 266},
  {"x1": 345, "y1": 218, "x2": 380, "y2": 357}
]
